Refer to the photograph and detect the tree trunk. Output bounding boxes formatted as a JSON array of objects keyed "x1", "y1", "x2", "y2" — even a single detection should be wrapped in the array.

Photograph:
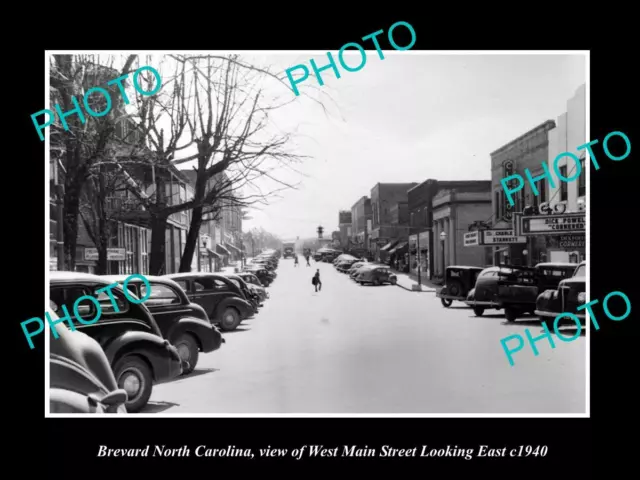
[
  {"x1": 149, "y1": 215, "x2": 168, "y2": 275},
  {"x1": 63, "y1": 179, "x2": 82, "y2": 271},
  {"x1": 179, "y1": 205, "x2": 203, "y2": 272}
]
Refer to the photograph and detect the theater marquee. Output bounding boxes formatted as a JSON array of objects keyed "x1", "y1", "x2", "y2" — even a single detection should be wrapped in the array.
[{"x1": 520, "y1": 212, "x2": 585, "y2": 235}]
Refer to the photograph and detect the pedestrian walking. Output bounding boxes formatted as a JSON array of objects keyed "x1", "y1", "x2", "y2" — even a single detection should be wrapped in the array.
[
  {"x1": 305, "y1": 255, "x2": 311, "y2": 266},
  {"x1": 294, "y1": 255, "x2": 299, "y2": 267},
  {"x1": 312, "y1": 269, "x2": 322, "y2": 292}
]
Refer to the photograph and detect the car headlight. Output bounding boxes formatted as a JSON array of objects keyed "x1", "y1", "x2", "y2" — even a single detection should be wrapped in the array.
[{"x1": 577, "y1": 292, "x2": 586, "y2": 304}]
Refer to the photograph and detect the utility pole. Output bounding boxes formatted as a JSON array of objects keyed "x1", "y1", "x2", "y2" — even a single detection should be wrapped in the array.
[{"x1": 55, "y1": 184, "x2": 65, "y2": 271}]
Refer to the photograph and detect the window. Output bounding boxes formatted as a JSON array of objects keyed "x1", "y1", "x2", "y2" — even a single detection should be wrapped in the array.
[
  {"x1": 175, "y1": 279, "x2": 189, "y2": 292},
  {"x1": 93, "y1": 285, "x2": 128, "y2": 314},
  {"x1": 574, "y1": 264, "x2": 586, "y2": 277},
  {"x1": 494, "y1": 191, "x2": 500, "y2": 218},
  {"x1": 194, "y1": 277, "x2": 216, "y2": 291},
  {"x1": 559, "y1": 166, "x2": 568, "y2": 202},
  {"x1": 578, "y1": 159, "x2": 586, "y2": 198},
  {"x1": 213, "y1": 279, "x2": 231, "y2": 291},
  {"x1": 141, "y1": 283, "x2": 180, "y2": 306}
]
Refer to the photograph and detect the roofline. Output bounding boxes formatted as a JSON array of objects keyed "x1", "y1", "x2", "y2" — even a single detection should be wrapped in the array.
[{"x1": 490, "y1": 120, "x2": 556, "y2": 157}]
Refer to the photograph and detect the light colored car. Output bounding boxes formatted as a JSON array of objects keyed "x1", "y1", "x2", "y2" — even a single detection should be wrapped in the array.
[{"x1": 355, "y1": 266, "x2": 398, "y2": 286}]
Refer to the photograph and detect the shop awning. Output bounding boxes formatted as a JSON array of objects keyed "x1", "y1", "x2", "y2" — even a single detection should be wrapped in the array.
[
  {"x1": 389, "y1": 242, "x2": 408, "y2": 254},
  {"x1": 207, "y1": 248, "x2": 221, "y2": 259},
  {"x1": 216, "y1": 243, "x2": 231, "y2": 256},
  {"x1": 381, "y1": 240, "x2": 399, "y2": 252},
  {"x1": 225, "y1": 242, "x2": 241, "y2": 254}
]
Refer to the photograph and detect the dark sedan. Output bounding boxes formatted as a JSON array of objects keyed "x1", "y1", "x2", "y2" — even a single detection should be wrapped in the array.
[
  {"x1": 165, "y1": 273, "x2": 254, "y2": 331},
  {"x1": 104, "y1": 275, "x2": 224, "y2": 374}
]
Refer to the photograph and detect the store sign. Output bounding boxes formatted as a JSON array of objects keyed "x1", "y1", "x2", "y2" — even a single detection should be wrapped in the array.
[
  {"x1": 85, "y1": 248, "x2": 126, "y2": 261},
  {"x1": 559, "y1": 234, "x2": 585, "y2": 248},
  {"x1": 482, "y1": 229, "x2": 526, "y2": 245},
  {"x1": 521, "y1": 213, "x2": 585, "y2": 235},
  {"x1": 464, "y1": 231, "x2": 480, "y2": 246},
  {"x1": 376, "y1": 238, "x2": 388, "y2": 246}
]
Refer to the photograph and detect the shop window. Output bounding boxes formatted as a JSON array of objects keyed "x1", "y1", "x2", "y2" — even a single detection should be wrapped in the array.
[
  {"x1": 140, "y1": 283, "x2": 181, "y2": 306},
  {"x1": 559, "y1": 166, "x2": 568, "y2": 202},
  {"x1": 578, "y1": 159, "x2": 586, "y2": 198}
]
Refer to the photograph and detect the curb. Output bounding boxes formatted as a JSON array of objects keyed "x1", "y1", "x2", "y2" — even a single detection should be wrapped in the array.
[{"x1": 395, "y1": 283, "x2": 436, "y2": 293}]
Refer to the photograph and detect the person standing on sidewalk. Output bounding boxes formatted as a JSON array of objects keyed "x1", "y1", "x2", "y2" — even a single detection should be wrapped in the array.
[
  {"x1": 312, "y1": 269, "x2": 322, "y2": 292},
  {"x1": 294, "y1": 254, "x2": 299, "y2": 267},
  {"x1": 305, "y1": 254, "x2": 311, "y2": 266}
]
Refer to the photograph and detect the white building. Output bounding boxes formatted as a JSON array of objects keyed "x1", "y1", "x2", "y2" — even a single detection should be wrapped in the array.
[{"x1": 547, "y1": 83, "x2": 586, "y2": 214}]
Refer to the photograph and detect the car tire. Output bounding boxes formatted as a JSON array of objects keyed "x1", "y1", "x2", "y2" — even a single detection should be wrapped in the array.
[
  {"x1": 373, "y1": 278, "x2": 381, "y2": 286},
  {"x1": 447, "y1": 280, "x2": 463, "y2": 297},
  {"x1": 113, "y1": 356, "x2": 153, "y2": 413},
  {"x1": 173, "y1": 333, "x2": 198, "y2": 375},
  {"x1": 473, "y1": 307, "x2": 485, "y2": 316},
  {"x1": 390, "y1": 277, "x2": 397, "y2": 285},
  {"x1": 505, "y1": 307, "x2": 518, "y2": 322},
  {"x1": 219, "y1": 307, "x2": 241, "y2": 331},
  {"x1": 441, "y1": 298, "x2": 453, "y2": 307}
]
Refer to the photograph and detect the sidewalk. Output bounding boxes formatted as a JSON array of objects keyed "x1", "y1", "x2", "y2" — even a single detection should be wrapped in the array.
[{"x1": 393, "y1": 271, "x2": 438, "y2": 293}]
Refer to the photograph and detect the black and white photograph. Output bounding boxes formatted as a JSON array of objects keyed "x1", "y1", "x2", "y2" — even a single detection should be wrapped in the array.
[{"x1": 44, "y1": 50, "x2": 589, "y2": 416}]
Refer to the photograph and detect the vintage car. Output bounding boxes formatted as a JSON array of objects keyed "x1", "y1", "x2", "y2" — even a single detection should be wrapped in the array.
[
  {"x1": 436, "y1": 266, "x2": 485, "y2": 308},
  {"x1": 467, "y1": 263, "x2": 578, "y2": 321},
  {"x1": 336, "y1": 257, "x2": 359, "y2": 272},
  {"x1": 220, "y1": 273, "x2": 261, "y2": 312},
  {"x1": 237, "y1": 272, "x2": 269, "y2": 302},
  {"x1": 165, "y1": 272, "x2": 254, "y2": 331},
  {"x1": 50, "y1": 317, "x2": 128, "y2": 414},
  {"x1": 355, "y1": 265, "x2": 398, "y2": 285},
  {"x1": 49, "y1": 272, "x2": 183, "y2": 413},
  {"x1": 350, "y1": 262, "x2": 382, "y2": 279},
  {"x1": 535, "y1": 261, "x2": 586, "y2": 325},
  {"x1": 243, "y1": 265, "x2": 274, "y2": 286},
  {"x1": 103, "y1": 275, "x2": 224, "y2": 374}
]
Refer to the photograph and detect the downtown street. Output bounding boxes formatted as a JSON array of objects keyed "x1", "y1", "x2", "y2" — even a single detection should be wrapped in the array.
[{"x1": 144, "y1": 257, "x2": 585, "y2": 414}]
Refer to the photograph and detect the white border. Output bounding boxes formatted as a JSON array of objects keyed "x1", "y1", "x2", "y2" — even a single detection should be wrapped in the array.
[{"x1": 44, "y1": 50, "x2": 589, "y2": 418}]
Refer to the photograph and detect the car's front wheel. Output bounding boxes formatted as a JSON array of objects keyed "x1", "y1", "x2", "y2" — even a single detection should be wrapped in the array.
[
  {"x1": 113, "y1": 355, "x2": 153, "y2": 413},
  {"x1": 441, "y1": 298, "x2": 453, "y2": 307},
  {"x1": 505, "y1": 307, "x2": 518, "y2": 322},
  {"x1": 219, "y1": 307, "x2": 241, "y2": 331},
  {"x1": 173, "y1": 333, "x2": 198, "y2": 374},
  {"x1": 473, "y1": 307, "x2": 485, "y2": 316}
]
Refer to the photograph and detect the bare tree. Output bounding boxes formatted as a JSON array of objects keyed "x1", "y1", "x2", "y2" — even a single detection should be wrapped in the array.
[
  {"x1": 120, "y1": 54, "x2": 335, "y2": 274},
  {"x1": 50, "y1": 54, "x2": 136, "y2": 270}
]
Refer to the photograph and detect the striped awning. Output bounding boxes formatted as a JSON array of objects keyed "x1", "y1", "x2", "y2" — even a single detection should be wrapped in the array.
[
  {"x1": 381, "y1": 240, "x2": 399, "y2": 252},
  {"x1": 389, "y1": 242, "x2": 408, "y2": 254},
  {"x1": 216, "y1": 243, "x2": 231, "y2": 256}
]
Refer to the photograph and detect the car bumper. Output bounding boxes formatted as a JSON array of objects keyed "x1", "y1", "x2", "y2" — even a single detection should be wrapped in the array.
[{"x1": 465, "y1": 300, "x2": 500, "y2": 307}]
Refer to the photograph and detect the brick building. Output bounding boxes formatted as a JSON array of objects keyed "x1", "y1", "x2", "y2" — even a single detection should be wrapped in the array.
[
  {"x1": 490, "y1": 120, "x2": 556, "y2": 265},
  {"x1": 369, "y1": 182, "x2": 417, "y2": 259},
  {"x1": 338, "y1": 210, "x2": 352, "y2": 249}
]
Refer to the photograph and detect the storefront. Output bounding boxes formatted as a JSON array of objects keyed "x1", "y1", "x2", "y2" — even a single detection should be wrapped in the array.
[
  {"x1": 408, "y1": 231, "x2": 429, "y2": 277},
  {"x1": 517, "y1": 211, "x2": 586, "y2": 263}
]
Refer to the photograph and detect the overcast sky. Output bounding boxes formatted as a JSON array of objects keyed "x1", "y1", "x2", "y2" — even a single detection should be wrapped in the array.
[{"x1": 69, "y1": 52, "x2": 586, "y2": 240}]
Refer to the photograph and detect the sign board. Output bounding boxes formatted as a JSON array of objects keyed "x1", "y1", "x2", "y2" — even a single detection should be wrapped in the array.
[
  {"x1": 84, "y1": 248, "x2": 126, "y2": 261},
  {"x1": 558, "y1": 234, "x2": 585, "y2": 249},
  {"x1": 481, "y1": 229, "x2": 526, "y2": 245},
  {"x1": 521, "y1": 213, "x2": 585, "y2": 235},
  {"x1": 464, "y1": 231, "x2": 480, "y2": 246},
  {"x1": 376, "y1": 238, "x2": 388, "y2": 246}
]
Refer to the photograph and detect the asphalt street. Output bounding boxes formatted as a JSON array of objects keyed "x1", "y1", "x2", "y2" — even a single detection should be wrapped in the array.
[{"x1": 145, "y1": 259, "x2": 586, "y2": 414}]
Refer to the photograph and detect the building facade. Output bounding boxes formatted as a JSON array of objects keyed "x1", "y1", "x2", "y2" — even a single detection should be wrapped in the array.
[
  {"x1": 490, "y1": 120, "x2": 556, "y2": 266},
  {"x1": 338, "y1": 210, "x2": 352, "y2": 249},
  {"x1": 369, "y1": 183, "x2": 417, "y2": 259},
  {"x1": 432, "y1": 188, "x2": 493, "y2": 278},
  {"x1": 350, "y1": 196, "x2": 372, "y2": 250},
  {"x1": 407, "y1": 179, "x2": 492, "y2": 279}
]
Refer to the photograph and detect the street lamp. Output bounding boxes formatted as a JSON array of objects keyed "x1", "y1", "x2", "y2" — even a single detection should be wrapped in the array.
[{"x1": 440, "y1": 231, "x2": 447, "y2": 276}]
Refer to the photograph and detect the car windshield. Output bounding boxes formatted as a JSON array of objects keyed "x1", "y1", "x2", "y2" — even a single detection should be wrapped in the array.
[{"x1": 573, "y1": 264, "x2": 586, "y2": 277}]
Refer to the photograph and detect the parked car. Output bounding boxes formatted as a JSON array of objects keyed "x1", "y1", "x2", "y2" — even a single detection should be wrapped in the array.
[
  {"x1": 535, "y1": 261, "x2": 586, "y2": 326},
  {"x1": 355, "y1": 265, "x2": 398, "y2": 285},
  {"x1": 237, "y1": 272, "x2": 269, "y2": 302},
  {"x1": 50, "y1": 318, "x2": 128, "y2": 414},
  {"x1": 244, "y1": 265, "x2": 274, "y2": 286},
  {"x1": 49, "y1": 272, "x2": 183, "y2": 413},
  {"x1": 466, "y1": 263, "x2": 578, "y2": 321},
  {"x1": 350, "y1": 262, "x2": 382, "y2": 279},
  {"x1": 103, "y1": 275, "x2": 224, "y2": 374},
  {"x1": 165, "y1": 273, "x2": 254, "y2": 331},
  {"x1": 220, "y1": 273, "x2": 261, "y2": 313},
  {"x1": 436, "y1": 266, "x2": 485, "y2": 309}
]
